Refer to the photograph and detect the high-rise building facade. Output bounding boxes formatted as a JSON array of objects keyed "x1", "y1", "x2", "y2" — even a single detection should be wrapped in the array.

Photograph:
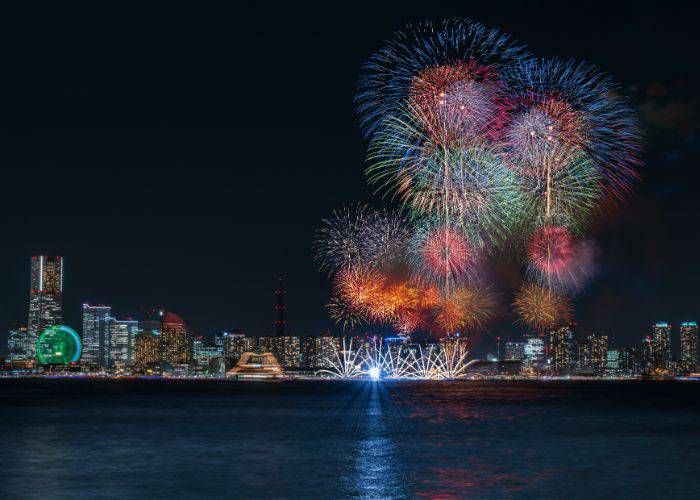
[
  {"x1": 652, "y1": 322, "x2": 672, "y2": 371},
  {"x1": 27, "y1": 256, "x2": 63, "y2": 358},
  {"x1": 504, "y1": 342, "x2": 525, "y2": 361},
  {"x1": 7, "y1": 325, "x2": 30, "y2": 360},
  {"x1": 135, "y1": 331, "x2": 160, "y2": 366},
  {"x1": 107, "y1": 317, "x2": 139, "y2": 367},
  {"x1": 275, "y1": 335, "x2": 302, "y2": 367},
  {"x1": 524, "y1": 334, "x2": 545, "y2": 367},
  {"x1": 680, "y1": 321, "x2": 698, "y2": 373},
  {"x1": 315, "y1": 336, "x2": 340, "y2": 369},
  {"x1": 578, "y1": 334, "x2": 608, "y2": 373},
  {"x1": 193, "y1": 337, "x2": 223, "y2": 368},
  {"x1": 81, "y1": 304, "x2": 112, "y2": 365},
  {"x1": 160, "y1": 311, "x2": 190, "y2": 364},
  {"x1": 548, "y1": 326, "x2": 575, "y2": 374}
]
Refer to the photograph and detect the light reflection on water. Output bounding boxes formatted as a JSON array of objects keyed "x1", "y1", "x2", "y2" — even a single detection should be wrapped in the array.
[{"x1": 1, "y1": 379, "x2": 700, "y2": 498}]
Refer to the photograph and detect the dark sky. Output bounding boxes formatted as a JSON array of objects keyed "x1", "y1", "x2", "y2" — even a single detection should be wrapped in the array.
[{"x1": 1, "y1": 1, "x2": 698, "y2": 354}]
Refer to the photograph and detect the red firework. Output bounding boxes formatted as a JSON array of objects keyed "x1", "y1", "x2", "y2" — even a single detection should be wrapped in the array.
[
  {"x1": 421, "y1": 226, "x2": 472, "y2": 280},
  {"x1": 527, "y1": 225, "x2": 574, "y2": 277},
  {"x1": 409, "y1": 60, "x2": 510, "y2": 144}
]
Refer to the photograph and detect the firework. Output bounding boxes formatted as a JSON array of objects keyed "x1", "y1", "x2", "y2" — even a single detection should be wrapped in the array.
[
  {"x1": 432, "y1": 287, "x2": 494, "y2": 334},
  {"x1": 527, "y1": 225, "x2": 598, "y2": 292},
  {"x1": 513, "y1": 283, "x2": 573, "y2": 330},
  {"x1": 368, "y1": 129, "x2": 526, "y2": 243},
  {"x1": 357, "y1": 19, "x2": 526, "y2": 139},
  {"x1": 411, "y1": 222, "x2": 475, "y2": 285},
  {"x1": 317, "y1": 337, "x2": 364, "y2": 378},
  {"x1": 503, "y1": 58, "x2": 642, "y2": 207},
  {"x1": 315, "y1": 205, "x2": 410, "y2": 273},
  {"x1": 314, "y1": 204, "x2": 373, "y2": 273}
]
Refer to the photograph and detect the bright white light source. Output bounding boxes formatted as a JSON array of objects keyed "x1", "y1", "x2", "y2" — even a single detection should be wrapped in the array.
[{"x1": 368, "y1": 367, "x2": 380, "y2": 380}]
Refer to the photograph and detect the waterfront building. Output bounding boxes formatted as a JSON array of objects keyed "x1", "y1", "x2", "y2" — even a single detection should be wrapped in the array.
[
  {"x1": 680, "y1": 321, "x2": 698, "y2": 373},
  {"x1": 315, "y1": 335, "x2": 340, "y2": 369},
  {"x1": 504, "y1": 342, "x2": 525, "y2": 361},
  {"x1": 524, "y1": 334, "x2": 545, "y2": 367},
  {"x1": 81, "y1": 304, "x2": 112, "y2": 365},
  {"x1": 7, "y1": 325, "x2": 30, "y2": 360},
  {"x1": 275, "y1": 335, "x2": 302, "y2": 367},
  {"x1": 258, "y1": 335, "x2": 276, "y2": 354},
  {"x1": 27, "y1": 256, "x2": 63, "y2": 358},
  {"x1": 221, "y1": 332, "x2": 250, "y2": 363},
  {"x1": 193, "y1": 337, "x2": 223, "y2": 368},
  {"x1": 548, "y1": 325, "x2": 575, "y2": 374},
  {"x1": 107, "y1": 317, "x2": 139, "y2": 367},
  {"x1": 652, "y1": 322, "x2": 672, "y2": 371},
  {"x1": 605, "y1": 349, "x2": 621, "y2": 374},
  {"x1": 134, "y1": 330, "x2": 160, "y2": 366},
  {"x1": 160, "y1": 311, "x2": 190, "y2": 364},
  {"x1": 578, "y1": 334, "x2": 608, "y2": 373}
]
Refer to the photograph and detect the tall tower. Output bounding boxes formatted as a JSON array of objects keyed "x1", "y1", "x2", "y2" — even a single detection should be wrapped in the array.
[
  {"x1": 680, "y1": 321, "x2": 698, "y2": 373},
  {"x1": 274, "y1": 277, "x2": 285, "y2": 337},
  {"x1": 27, "y1": 256, "x2": 63, "y2": 358},
  {"x1": 81, "y1": 304, "x2": 112, "y2": 366},
  {"x1": 652, "y1": 322, "x2": 672, "y2": 371}
]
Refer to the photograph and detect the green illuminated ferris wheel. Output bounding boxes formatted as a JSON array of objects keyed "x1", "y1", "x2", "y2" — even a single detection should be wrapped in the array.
[{"x1": 36, "y1": 325, "x2": 82, "y2": 365}]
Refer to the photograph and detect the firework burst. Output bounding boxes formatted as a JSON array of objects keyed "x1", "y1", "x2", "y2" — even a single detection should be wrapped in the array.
[
  {"x1": 513, "y1": 283, "x2": 573, "y2": 330},
  {"x1": 357, "y1": 18, "x2": 526, "y2": 139}
]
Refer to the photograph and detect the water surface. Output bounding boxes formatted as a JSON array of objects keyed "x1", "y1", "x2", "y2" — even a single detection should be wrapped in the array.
[{"x1": 1, "y1": 379, "x2": 699, "y2": 498}]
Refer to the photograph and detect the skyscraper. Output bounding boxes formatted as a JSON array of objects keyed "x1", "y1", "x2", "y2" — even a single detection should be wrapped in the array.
[
  {"x1": 107, "y1": 317, "x2": 139, "y2": 367},
  {"x1": 274, "y1": 277, "x2": 285, "y2": 337},
  {"x1": 680, "y1": 321, "x2": 698, "y2": 373},
  {"x1": 27, "y1": 256, "x2": 63, "y2": 358},
  {"x1": 652, "y1": 322, "x2": 672, "y2": 371},
  {"x1": 578, "y1": 334, "x2": 608, "y2": 373},
  {"x1": 160, "y1": 311, "x2": 190, "y2": 364},
  {"x1": 81, "y1": 304, "x2": 112, "y2": 365},
  {"x1": 548, "y1": 325, "x2": 575, "y2": 374}
]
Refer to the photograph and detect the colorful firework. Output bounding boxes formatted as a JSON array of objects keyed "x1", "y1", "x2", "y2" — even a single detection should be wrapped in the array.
[
  {"x1": 503, "y1": 58, "x2": 642, "y2": 207},
  {"x1": 412, "y1": 223, "x2": 475, "y2": 285},
  {"x1": 513, "y1": 283, "x2": 573, "y2": 330},
  {"x1": 432, "y1": 287, "x2": 494, "y2": 333},
  {"x1": 357, "y1": 18, "x2": 526, "y2": 139},
  {"x1": 527, "y1": 227, "x2": 598, "y2": 292}
]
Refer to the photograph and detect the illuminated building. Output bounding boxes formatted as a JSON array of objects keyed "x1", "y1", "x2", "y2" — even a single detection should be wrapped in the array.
[
  {"x1": 605, "y1": 349, "x2": 620, "y2": 373},
  {"x1": 651, "y1": 322, "x2": 672, "y2": 371},
  {"x1": 134, "y1": 330, "x2": 160, "y2": 366},
  {"x1": 7, "y1": 325, "x2": 30, "y2": 360},
  {"x1": 275, "y1": 277, "x2": 285, "y2": 337},
  {"x1": 221, "y1": 332, "x2": 251, "y2": 363},
  {"x1": 614, "y1": 347, "x2": 639, "y2": 375},
  {"x1": 504, "y1": 342, "x2": 525, "y2": 361},
  {"x1": 524, "y1": 334, "x2": 545, "y2": 367},
  {"x1": 160, "y1": 311, "x2": 190, "y2": 364},
  {"x1": 107, "y1": 317, "x2": 138, "y2": 367},
  {"x1": 258, "y1": 335, "x2": 276, "y2": 354},
  {"x1": 36, "y1": 325, "x2": 82, "y2": 365},
  {"x1": 226, "y1": 352, "x2": 284, "y2": 379},
  {"x1": 193, "y1": 337, "x2": 223, "y2": 368},
  {"x1": 27, "y1": 256, "x2": 63, "y2": 358},
  {"x1": 315, "y1": 335, "x2": 340, "y2": 369},
  {"x1": 548, "y1": 325, "x2": 575, "y2": 374},
  {"x1": 275, "y1": 335, "x2": 302, "y2": 367},
  {"x1": 81, "y1": 304, "x2": 111, "y2": 365},
  {"x1": 680, "y1": 321, "x2": 698, "y2": 373},
  {"x1": 578, "y1": 334, "x2": 608, "y2": 373}
]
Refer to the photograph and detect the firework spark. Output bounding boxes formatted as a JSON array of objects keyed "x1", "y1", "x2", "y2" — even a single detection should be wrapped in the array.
[{"x1": 513, "y1": 283, "x2": 573, "y2": 330}]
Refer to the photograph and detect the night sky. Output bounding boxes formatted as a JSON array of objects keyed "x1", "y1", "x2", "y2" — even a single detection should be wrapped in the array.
[{"x1": 1, "y1": 2, "x2": 698, "y2": 354}]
